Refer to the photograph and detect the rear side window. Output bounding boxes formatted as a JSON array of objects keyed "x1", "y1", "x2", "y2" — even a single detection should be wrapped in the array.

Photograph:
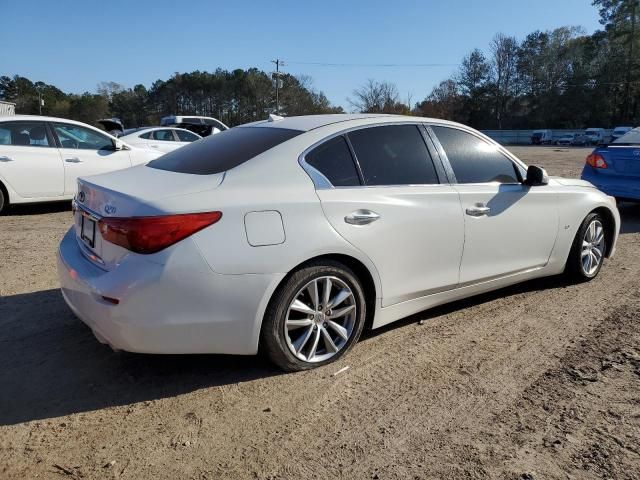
[
  {"x1": 613, "y1": 128, "x2": 640, "y2": 145},
  {"x1": 148, "y1": 127, "x2": 303, "y2": 175},
  {"x1": 152, "y1": 130, "x2": 175, "y2": 141},
  {"x1": 0, "y1": 121, "x2": 51, "y2": 147},
  {"x1": 305, "y1": 136, "x2": 360, "y2": 187},
  {"x1": 347, "y1": 125, "x2": 439, "y2": 186},
  {"x1": 139, "y1": 132, "x2": 152, "y2": 139},
  {"x1": 432, "y1": 126, "x2": 520, "y2": 184}
]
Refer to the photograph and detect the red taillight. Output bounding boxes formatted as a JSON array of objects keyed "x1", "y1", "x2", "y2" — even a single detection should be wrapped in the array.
[
  {"x1": 586, "y1": 153, "x2": 608, "y2": 169},
  {"x1": 98, "y1": 211, "x2": 222, "y2": 254}
]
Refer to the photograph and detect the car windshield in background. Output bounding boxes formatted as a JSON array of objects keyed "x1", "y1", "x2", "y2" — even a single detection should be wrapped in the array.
[
  {"x1": 612, "y1": 128, "x2": 640, "y2": 145},
  {"x1": 148, "y1": 127, "x2": 303, "y2": 175}
]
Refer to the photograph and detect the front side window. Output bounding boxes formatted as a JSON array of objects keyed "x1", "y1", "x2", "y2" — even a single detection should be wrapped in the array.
[
  {"x1": 175, "y1": 130, "x2": 200, "y2": 142},
  {"x1": 347, "y1": 124, "x2": 439, "y2": 186},
  {"x1": 431, "y1": 126, "x2": 520, "y2": 184},
  {"x1": 305, "y1": 136, "x2": 360, "y2": 187},
  {"x1": 0, "y1": 121, "x2": 50, "y2": 147},
  {"x1": 148, "y1": 126, "x2": 303, "y2": 175},
  {"x1": 53, "y1": 123, "x2": 113, "y2": 150},
  {"x1": 152, "y1": 130, "x2": 176, "y2": 141}
]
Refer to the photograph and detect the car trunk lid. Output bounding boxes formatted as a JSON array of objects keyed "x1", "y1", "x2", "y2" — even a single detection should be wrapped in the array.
[{"x1": 74, "y1": 165, "x2": 225, "y2": 269}]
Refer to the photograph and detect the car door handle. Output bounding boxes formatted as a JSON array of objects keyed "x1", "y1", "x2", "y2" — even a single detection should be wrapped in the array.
[
  {"x1": 65, "y1": 157, "x2": 82, "y2": 163},
  {"x1": 0, "y1": 155, "x2": 13, "y2": 162},
  {"x1": 465, "y1": 204, "x2": 491, "y2": 217},
  {"x1": 344, "y1": 209, "x2": 380, "y2": 225}
]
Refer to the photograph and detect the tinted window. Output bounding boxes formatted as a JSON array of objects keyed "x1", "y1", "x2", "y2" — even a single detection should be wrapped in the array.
[
  {"x1": 348, "y1": 125, "x2": 438, "y2": 186},
  {"x1": 432, "y1": 126, "x2": 519, "y2": 184},
  {"x1": 0, "y1": 121, "x2": 50, "y2": 147},
  {"x1": 175, "y1": 130, "x2": 200, "y2": 142},
  {"x1": 148, "y1": 127, "x2": 302, "y2": 175},
  {"x1": 305, "y1": 136, "x2": 360, "y2": 187},
  {"x1": 152, "y1": 129, "x2": 175, "y2": 141},
  {"x1": 139, "y1": 132, "x2": 152, "y2": 139},
  {"x1": 53, "y1": 123, "x2": 113, "y2": 150}
]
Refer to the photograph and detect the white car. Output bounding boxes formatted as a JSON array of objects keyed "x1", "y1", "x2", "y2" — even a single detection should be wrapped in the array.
[
  {"x1": 119, "y1": 127, "x2": 202, "y2": 153},
  {"x1": 58, "y1": 114, "x2": 620, "y2": 371},
  {"x1": 0, "y1": 116, "x2": 162, "y2": 213}
]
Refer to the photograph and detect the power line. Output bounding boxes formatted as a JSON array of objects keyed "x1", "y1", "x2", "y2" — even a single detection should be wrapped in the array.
[{"x1": 284, "y1": 60, "x2": 459, "y2": 68}]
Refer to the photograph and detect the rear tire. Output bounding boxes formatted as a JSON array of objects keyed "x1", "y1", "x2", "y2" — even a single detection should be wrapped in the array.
[
  {"x1": 261, "y1": 260, "x2": 366, "y2": 372},
  {"x1": 0, "y1": 186, "x2": 7, "y2": 215},
  {"x1": 565, "y1": 213, "x2": 606, "y2": 281}
]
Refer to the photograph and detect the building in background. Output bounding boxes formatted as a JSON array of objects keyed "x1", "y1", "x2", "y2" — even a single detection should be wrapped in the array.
[{"x1": 0, "y1": 101, "x2": 16, "y2": 117}]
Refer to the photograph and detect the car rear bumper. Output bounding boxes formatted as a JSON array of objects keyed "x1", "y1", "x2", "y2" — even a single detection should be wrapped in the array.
[
  {"x1": 57, "y1": 227, "x2": 284, "y2": 355},
  {"x1": 581, "y1": 167, "x2": 640, "y2": 201}
]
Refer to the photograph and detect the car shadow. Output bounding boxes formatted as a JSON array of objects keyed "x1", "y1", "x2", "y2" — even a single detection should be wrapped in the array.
[
  {"x1": 0, "y1": 289, "x2": 282, "y2": 426},
  {"x1": 618, "y1": 201, "x2": 640, "y2": 234},
  {"x1": 6, "y1": 201, "x2": 71, "y2": 216}
]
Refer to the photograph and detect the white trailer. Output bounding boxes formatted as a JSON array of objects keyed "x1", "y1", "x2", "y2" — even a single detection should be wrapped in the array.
[{"x1": 0, "y1": 101, "x2": 16, "y2": 117}]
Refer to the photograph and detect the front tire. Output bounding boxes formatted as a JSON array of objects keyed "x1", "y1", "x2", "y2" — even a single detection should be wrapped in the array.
[
  {"x1": 261, "y1": 260, "x2": 367, "y2": 372},
  {"x1": 565, "y1": 213, "x2": 606, "y2": 281}
]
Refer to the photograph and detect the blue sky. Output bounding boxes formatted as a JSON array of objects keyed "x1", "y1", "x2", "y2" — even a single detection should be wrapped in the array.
[{"x1": 1, "y1": 0, "x2": 602, "y2": 110}]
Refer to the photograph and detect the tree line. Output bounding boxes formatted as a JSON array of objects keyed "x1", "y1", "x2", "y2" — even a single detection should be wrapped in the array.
[
  {"x1": 1, "y1": 0, "x2": 637, "y2": 131},
  {"x1": 413, "y1": 0, "x2": 640, "y2": 129},
  {"x1": 0, "y1": 69, "x2": 342, "y2": 129}
]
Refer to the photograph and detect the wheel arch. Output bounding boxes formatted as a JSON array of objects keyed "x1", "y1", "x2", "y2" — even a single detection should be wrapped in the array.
[
  {"x1": 0, "y1": 178, "x2": 9, "y2": 210},
  {"x1": 262, "y1": 253, "x2": 379, "y2": 336}
]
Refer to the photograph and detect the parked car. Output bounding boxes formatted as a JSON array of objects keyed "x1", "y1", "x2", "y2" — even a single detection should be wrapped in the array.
[
  {"x1": 555, "y1": 133, "x2": 588, "y2": 146},
  {"x1": 611, "y1": 126, "x2": 633, "y2": 142},
  {"x1": 581, "y1": 127, "x2": 640, "y2": 202},
  {"x1": 58, "y1": 114, "x2": 619, "y2": 371},
  {"x1": 0, "y1": 115, "x2": 162, "y2": 213},
  {"x1": 531, "y1": 129, "x2": 553, "y2": 145},
  {"x1": 160, "y1": 115, "x2": 229, "y2": 137},
  {"x1": 585, "y1": 128, "x2": 606, "y2": 145},
  {"x1": 120, "y1": 127, "x2": 202, "y2": 153},
  {"x1": 97, "y1": 118, "x2": 125, "y2": 137}
]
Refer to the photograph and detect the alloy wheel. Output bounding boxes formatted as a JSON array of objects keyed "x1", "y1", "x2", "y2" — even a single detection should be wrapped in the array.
[
  {"x1": 284, "y1": 276, "x2": 356, "y2": 363},
  {"x1": 581, "y1": 219, "x2": 605, "y2": 276}
]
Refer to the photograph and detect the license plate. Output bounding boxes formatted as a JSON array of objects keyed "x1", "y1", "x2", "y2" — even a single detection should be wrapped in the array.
[{"x1": 81, "y1": 214, "x2": 96, "y2": 248}]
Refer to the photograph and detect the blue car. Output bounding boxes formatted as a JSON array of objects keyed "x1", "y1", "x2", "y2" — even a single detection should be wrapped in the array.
[{"x1": 581, "y1": 127, "x2": 640, "y2": 202}]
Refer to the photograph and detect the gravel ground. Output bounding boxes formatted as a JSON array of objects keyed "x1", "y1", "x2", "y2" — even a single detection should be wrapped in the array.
[{"x1": 1, "y1": 146, "x2": 639, "y2": 479}]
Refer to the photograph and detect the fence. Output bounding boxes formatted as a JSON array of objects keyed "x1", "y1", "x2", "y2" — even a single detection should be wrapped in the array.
[{"x1": 481, "y1": 129, "x2": 613, "y2": 145}]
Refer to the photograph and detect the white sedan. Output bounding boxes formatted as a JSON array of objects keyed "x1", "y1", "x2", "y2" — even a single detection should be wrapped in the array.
[
  {"x1": 58, "y1": 114, "x2": 620, "y2": 371},
  {"x1": 119, "y1": 127, "x2": 202, "y2": 153},
  {"x1": 0, "y1": 116, "x2": 162, "y2": 213}
]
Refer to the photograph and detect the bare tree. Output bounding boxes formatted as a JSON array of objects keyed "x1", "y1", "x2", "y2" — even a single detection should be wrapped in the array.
[
  {"x1": 489, "y1": 33, "x2": 519, "y2": 128},
  {"x1": 349, "y1": 79, "x2": 401, "y2": 113}
]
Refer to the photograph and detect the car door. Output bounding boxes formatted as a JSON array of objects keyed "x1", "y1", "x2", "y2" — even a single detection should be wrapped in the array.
[
  {"x1": 308, "y1": 124, "x2": 465, "y2": 307},
  {"x1": 147, "y1": 129, "x2": 181, "y2": 153},
  {"x1": 50, "y1": 122, "x2": 132, "y2": 196},
  {"x1": 429, "y1": 125, "x2": 558, "y2": 285},
  {"x1": 175, "y1": 129, "x2": 201, "y2": 147},
  {"x1": 0, "y1": 120, "x2": 64, "y2": 198}
]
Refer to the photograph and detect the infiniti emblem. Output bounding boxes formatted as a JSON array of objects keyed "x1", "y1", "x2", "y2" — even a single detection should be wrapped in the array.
[{"x1": 77, "y1": 191, "x2": 85, "y2": 202}]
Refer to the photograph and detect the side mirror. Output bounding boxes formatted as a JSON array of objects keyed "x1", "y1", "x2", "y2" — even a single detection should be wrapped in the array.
[
  {"x1": 524, "y1": 165, "x2": 549, "y2": 186},
  {"x1": 113, "y1": 139, "x2": 127, "y2": 151}
]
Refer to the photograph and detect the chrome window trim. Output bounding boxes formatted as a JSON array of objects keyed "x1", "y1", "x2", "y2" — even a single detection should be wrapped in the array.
[{"x1": 298, "y1": 121, "x2": 444, "y2": 190}]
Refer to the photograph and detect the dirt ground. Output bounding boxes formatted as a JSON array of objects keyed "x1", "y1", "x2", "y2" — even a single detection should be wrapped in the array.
[{"x1": 1, "y1": 146, "x2": 639, "y2": 480}]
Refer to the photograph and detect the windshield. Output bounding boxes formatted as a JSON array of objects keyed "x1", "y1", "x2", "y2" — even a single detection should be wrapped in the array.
[
  {"x1": 148, "y1": 126, "x2": 303, "y2": 175},
  {"x1": 612, "y1": 128, "x2": 640, "y2": 145}
]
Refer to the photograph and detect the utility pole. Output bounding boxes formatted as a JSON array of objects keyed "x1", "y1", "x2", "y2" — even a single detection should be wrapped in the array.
[{"x1": 271, "y1": 59, "x2": 284, "y2": 114}]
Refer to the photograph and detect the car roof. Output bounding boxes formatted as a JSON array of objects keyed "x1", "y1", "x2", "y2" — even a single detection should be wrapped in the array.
[
  {"x1": 0, "y1": 114, "x2": 96, "y2": 125},
  {"x1": 238, "y1": 113, "x2": 464, "y2": 132}
]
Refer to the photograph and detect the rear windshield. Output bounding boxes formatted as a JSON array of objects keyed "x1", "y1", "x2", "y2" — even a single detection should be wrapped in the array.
[
  {"x1": 148, "y1": 126, "x2": 303, "y2": 175},
  {"x1": 613, "y1": 128, "x2": 640, "y2": 145}
]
